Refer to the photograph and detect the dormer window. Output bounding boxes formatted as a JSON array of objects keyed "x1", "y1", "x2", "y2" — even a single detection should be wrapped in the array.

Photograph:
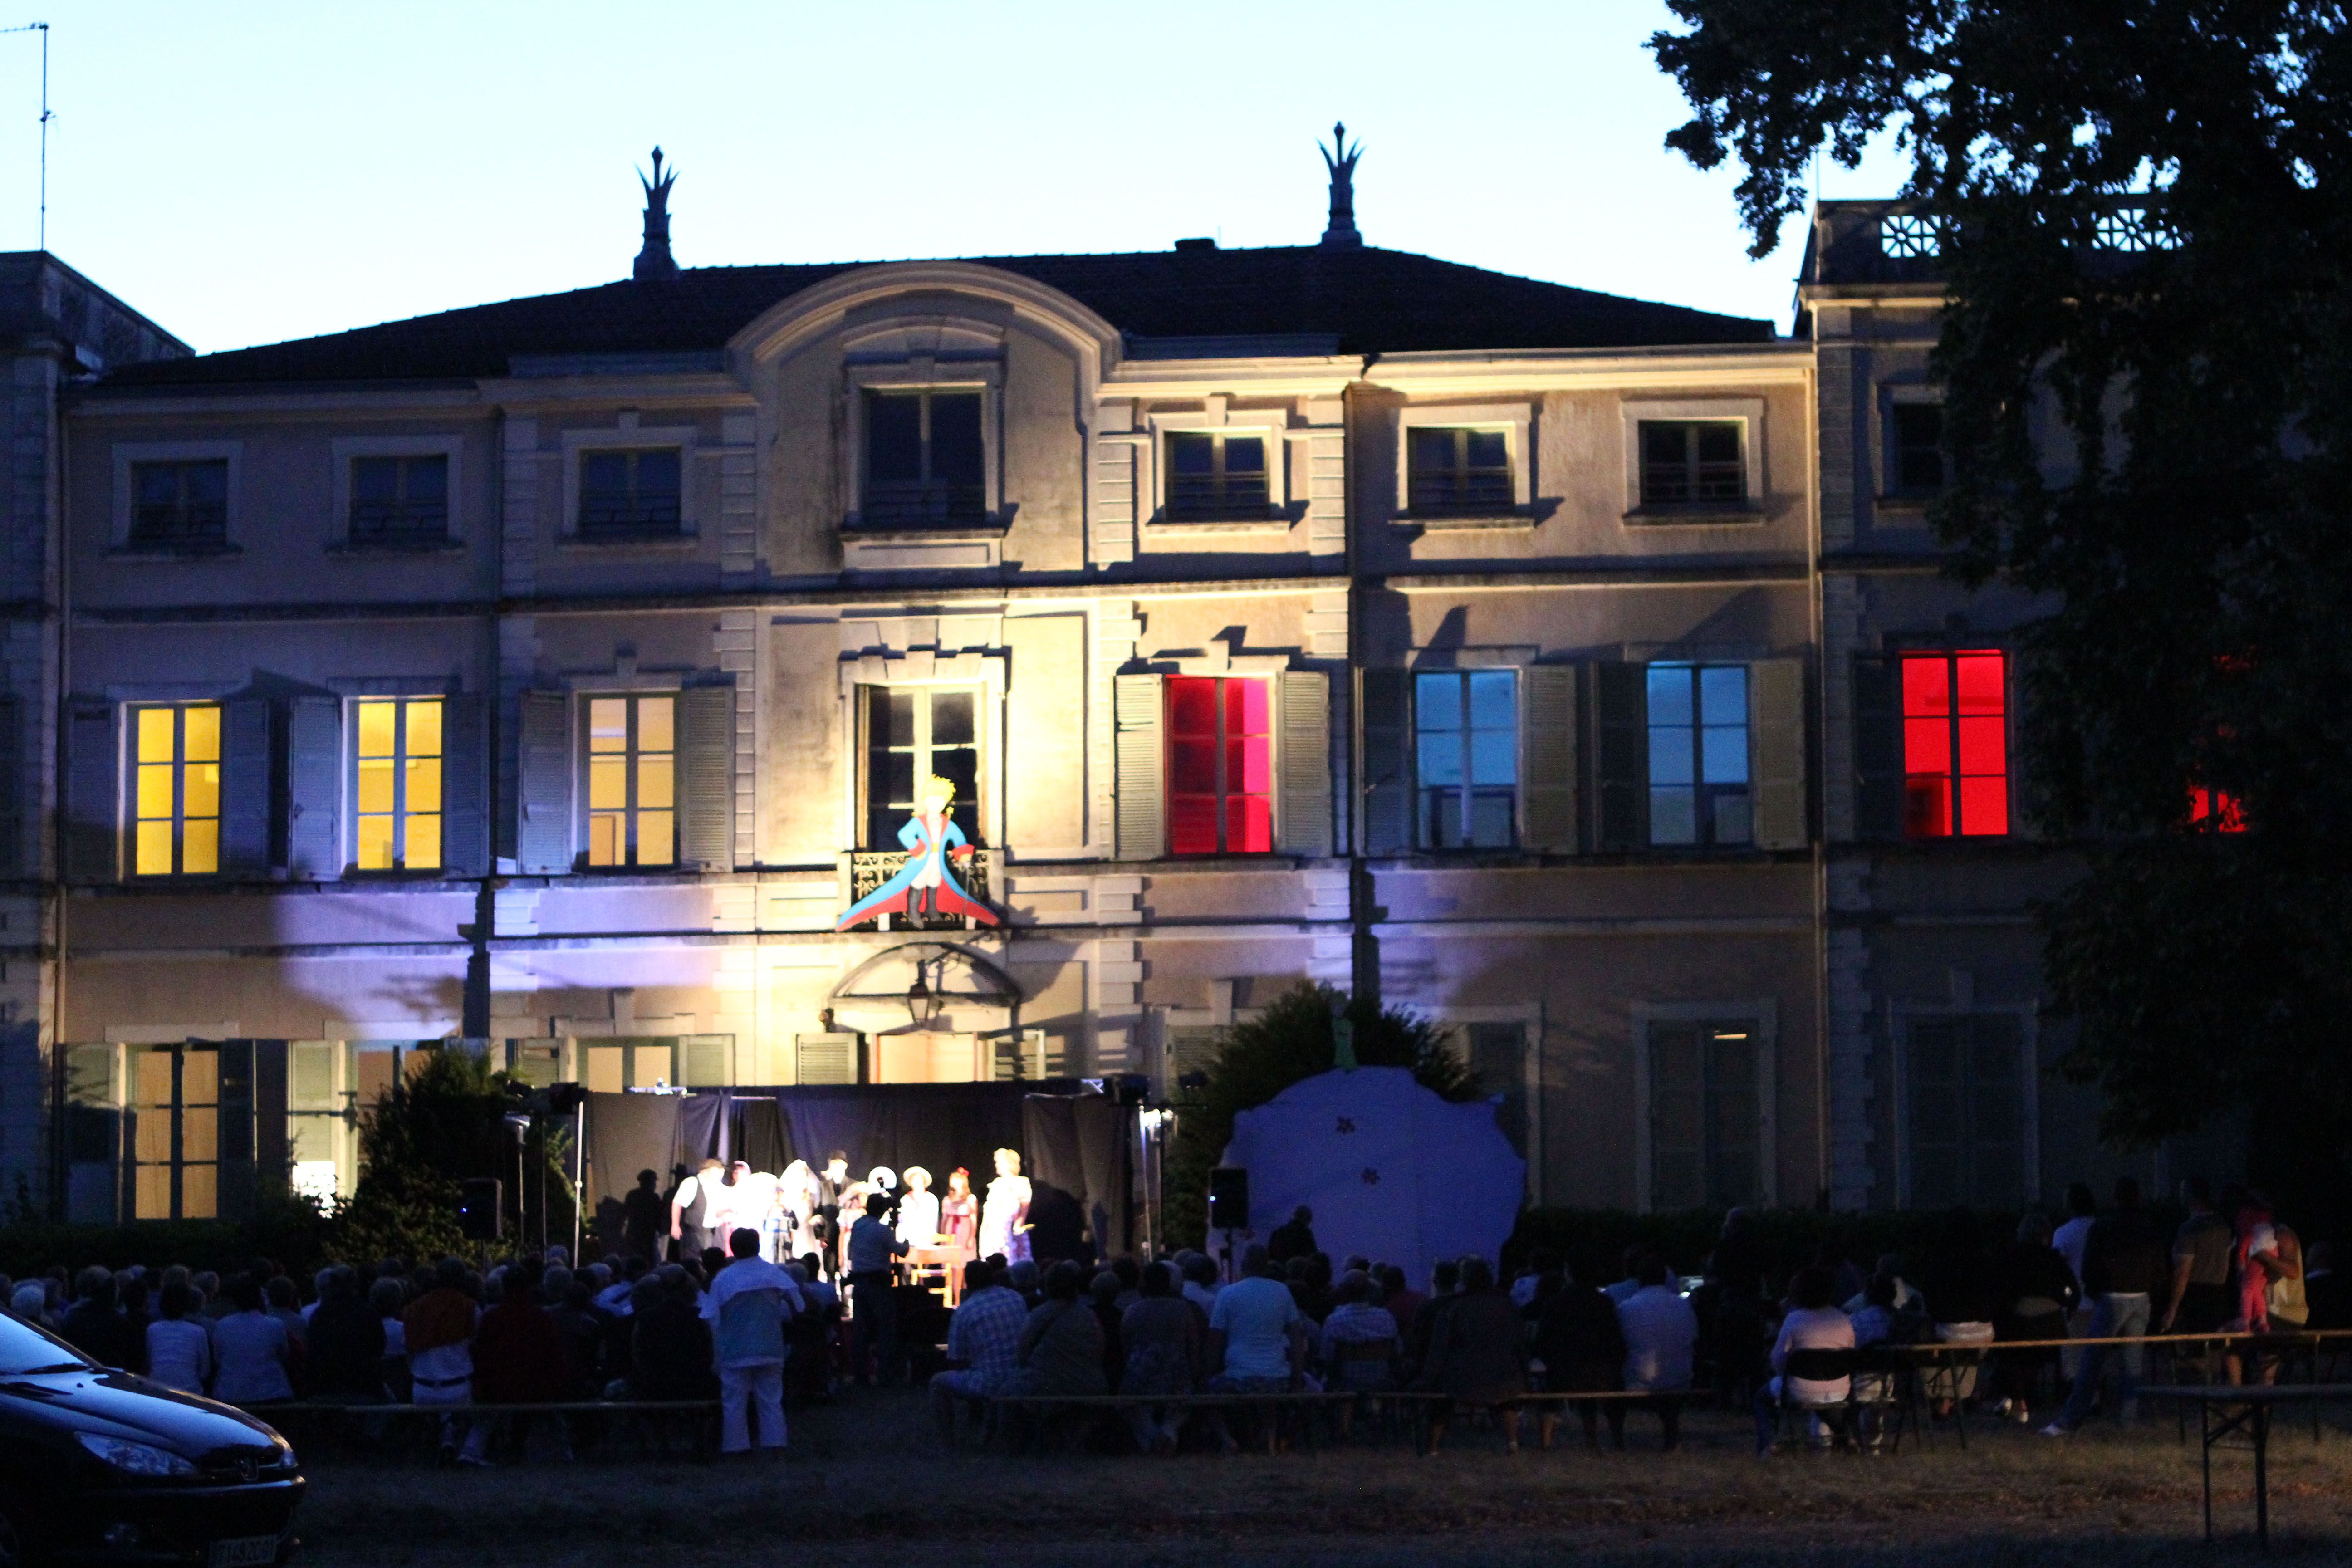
[{"x1": 864, "y1": 389, "x2": 985, "y2": 526}]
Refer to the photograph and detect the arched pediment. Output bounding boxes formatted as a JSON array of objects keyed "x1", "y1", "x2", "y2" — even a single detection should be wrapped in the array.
[{"x1": 730, "y1": 260, "x2": 1122, "y2": 377}]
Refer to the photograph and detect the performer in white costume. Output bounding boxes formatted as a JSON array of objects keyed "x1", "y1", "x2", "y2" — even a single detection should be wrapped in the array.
[{"x1": 977, "y1": 1147, "x2": 1032, "y2": 1264}]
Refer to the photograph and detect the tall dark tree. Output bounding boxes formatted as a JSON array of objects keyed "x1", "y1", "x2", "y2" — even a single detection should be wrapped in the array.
[{"x1": 1654, "y1": 4, "x2": 2352, "y2": 1215}]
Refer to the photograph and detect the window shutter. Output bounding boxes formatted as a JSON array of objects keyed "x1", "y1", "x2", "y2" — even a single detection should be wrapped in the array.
[
  {"x1": 1852, "y1": 655, "x2": 1904, "y2": 842},
  {"x1": 1359, "y1": 669, "x2": 1411, "y2": 855},
  {"x1": 1905, "y1": 1018, "x2": 1963, "y2": 1209},
  {"x1": 215, "y1": 1040, "x2": 258, "y2": 1222},
  {"x1": 1593, "y1": 663, "x2": 1646, "y2": 851},
  {"x1": 288, "y1": 1041, "x2": 339, "y2": 1111},
  {"x1": 679, "y1": 1034, "x2": 732, "y2": 1087},
  {"x1": 1647, "y1": 1022, "x2": 1704, "y2": 1211},
  {"x1": 1520, "y1": 664, "x2": 1579, "y2": 853},
  {"x1": 440, "y1": 693, "x2": 487, "y2": 877},
  {"x1": 1112, "y1": 673, "x2": 1164, "y2": 860},
  {"x1": 792, "y1": 1032, "x2": 858, "y2": 1086},
  {"x1": 516, "y1": 690, "x2": 573, "y2": 874},
  {"x1": 66, "y1": 700, "x2": 118, "y2": 882},
  {"x1": 285, "y1": 695, "x2": 342, "y2": 879},
  {"x1": 1276, "y1": 669, "x2": 1333, "y2": 858},
  {"x1": 0, "y1": 693, "x2": 19, "y2": 877},
  {"x1": 219, "y1": 698, "x2": 272, "y2": 877},
  {"x1": 1965, "y1": 1015, "x2": 2024, "y2": 1207},
  {"x1": 678, "y1": 685, "x2": 735, "y2": 872},
  {"x1": 1749, "y1": 658, "x2": 1809, "y2": 850}
]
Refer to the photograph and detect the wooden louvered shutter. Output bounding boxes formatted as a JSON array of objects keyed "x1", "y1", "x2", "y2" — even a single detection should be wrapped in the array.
[
  {"x1": 1852, "y1": 656, "x2": 1904, "y2": 843},
  {"x1": 1520, "y1": 664, "x2": 1579, "y2": 853},
  {"x1": 285, "y1": 696, "x2": 341, "y2": 878},
  {"x1": 678, "y1": 685, "x2": 735, "y2": 872},
  {"x1": 517, "y1": 691, "x2": 573, "y2": 874},
  {"x1": 1359, "y1": 669, "x2": 1411, "y2": 855},
  {"x1": 218, "y1": 698, "x2": 273, "y2": 877},
  {"x1": 793, "y1": 1033, "x2": 858, "y2": 1086},
  {"x1": 1276, "y1": 670, "x2": 1333, "y2": 858},
  {"x1": 1750, "y1": 659, "x2": 1809, "y2": 850},
  {"x1": 66, "y1": 700, "x2": 119, "y2": 882},
  {"x1": 440, "y1": 693, "x2": 487, "y2": 876},
  {"x1": 1593, "y1": 663, "x2": 1646, "y2": 852},
  {"x1": 0, "y1": 693, "x2": 19, "y2": 877},
  {"x1": 1112, "y1": 674, "x2": 1164, "y2": 860},
  {"x1": 1647, "y1": 1022, "x2": 1704, "y2": 1211},
  {"x1": 679, "y1": 1034, "x2": 732, "y2": 1087}
]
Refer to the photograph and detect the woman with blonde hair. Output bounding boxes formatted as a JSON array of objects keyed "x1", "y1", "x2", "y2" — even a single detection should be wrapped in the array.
[{"x1": 979, "y1": 1147, "x2": 1032, "y2": 1264}]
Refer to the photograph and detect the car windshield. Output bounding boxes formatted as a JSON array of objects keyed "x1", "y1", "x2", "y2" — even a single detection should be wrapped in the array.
[{"x1": 0, "y1": 1312, "x2": 95, "y2": 1374}]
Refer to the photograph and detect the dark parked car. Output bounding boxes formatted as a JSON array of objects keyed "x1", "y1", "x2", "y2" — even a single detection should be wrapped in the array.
[{"x1": 0, "y1": 1310, "x2": 302, "y2": 1566}]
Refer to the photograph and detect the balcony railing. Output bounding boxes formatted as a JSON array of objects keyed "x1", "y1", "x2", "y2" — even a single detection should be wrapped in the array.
[{"x1": 842, "y1": 848, "x2": 995, "y2": 931}]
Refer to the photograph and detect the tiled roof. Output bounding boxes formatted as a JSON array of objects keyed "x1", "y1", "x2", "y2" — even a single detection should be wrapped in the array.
[{"x1": 104, "y1": 245, "x2": 1774, "y2": 388}]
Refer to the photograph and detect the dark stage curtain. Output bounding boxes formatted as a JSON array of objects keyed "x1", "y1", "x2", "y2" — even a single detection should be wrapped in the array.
[
  {"x1": 734, "y1": 1097, "x2": 791, "y2": 1175},
  {"x1": 680, "y1": 1092, "x2": 724, "y2": 1165},
  {"x1": 772, "y1": 1083, "x2": 1030, "y2": 1190},
  {"x1": 585, "y1": 1093, "x2": 684, "y2": 1206},
  {"x1": 1022, "y1": 1092, "x2": 1133, "y2": 1262}
]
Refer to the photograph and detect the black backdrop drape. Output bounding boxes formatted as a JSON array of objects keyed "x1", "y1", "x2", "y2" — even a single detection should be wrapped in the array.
[{"x1": 585, "y1": 1093, "x2": 684, "y2": 1205}]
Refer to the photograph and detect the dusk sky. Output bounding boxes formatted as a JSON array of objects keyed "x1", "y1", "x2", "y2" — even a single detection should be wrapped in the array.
[{"x1": 8, "y1": 2, "x2": 1909, "y2": 353}]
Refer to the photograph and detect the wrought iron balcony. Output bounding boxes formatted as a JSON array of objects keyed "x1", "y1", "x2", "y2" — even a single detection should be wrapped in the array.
[{"x1": 842, "y1": 848, "x2": 995, "y2": 932}]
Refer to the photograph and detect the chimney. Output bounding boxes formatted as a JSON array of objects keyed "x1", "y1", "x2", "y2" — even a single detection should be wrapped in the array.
[
  {"x1": 633, "y1": 147, "x2": 679, "y2": 282},
  {"x1": 1319, "y1": 122, "x2": 1363, "y2": 250}
]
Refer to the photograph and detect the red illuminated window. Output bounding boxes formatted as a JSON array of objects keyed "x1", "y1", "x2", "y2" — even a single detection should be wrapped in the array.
[
  {"x1": 1168, "y1": 676, "x2": 1272, "y2": 855},
  {"x1": 1901, "y1": 651, "x2": 2008, "y2": 837},
  {"x1": 2187, "y1": 787, "x2": 2247, "y2": 833}
]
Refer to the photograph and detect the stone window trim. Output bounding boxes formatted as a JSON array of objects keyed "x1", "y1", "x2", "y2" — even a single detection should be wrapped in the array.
[
  {"x1": 108, "y1": 439, "x2": 243, "y2": 557},
  {"x1": 1876, "y1": 382, "x2": 1945, "y2": 515},
  {"x1": 1629, "y1": 997, "x2": 1778, "y2": 1214},
  {"x1": 1618, "y1": 396, "x2": 1768, "y2": 524},
  {"x1": 329, "y1": 434, "x2": 466, "y2": 552},
  {"x1": 559, "y1": 422, "x2": 700, "y2": 543},
  {"x1": 840, "y1": 361, "x2": 1005, "y2": 534},
  {"x1": 836, "y1": 649, "x2": 1009, "y2": 850},
  {"x1": 1143, "y1": 402, "x2": 1296, "y2": 534},
  {"x1": 1391, "y1": 402, "x2": 1535, "y2": 528},
  {"x1": 1887, "y1": 998, "x2": 2040, "y2": 1210}
]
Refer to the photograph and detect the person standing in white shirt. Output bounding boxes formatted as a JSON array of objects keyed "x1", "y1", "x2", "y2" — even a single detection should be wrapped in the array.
[
  {"x1": 671, "y1": 1159, "x2": 724, "y2": 1261},
  {"x1": 2052, "y1": 1183, "x2": 2100, "y2": 1379}
]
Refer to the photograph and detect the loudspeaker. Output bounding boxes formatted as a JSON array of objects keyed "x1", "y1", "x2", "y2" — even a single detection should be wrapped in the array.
[
  {"x1": 458, "y1": 1177, "x2": 503, "y2": 1241},
  {"x1": 1208, "y1": 1166, "x2": 1249, "y2": 1231}
]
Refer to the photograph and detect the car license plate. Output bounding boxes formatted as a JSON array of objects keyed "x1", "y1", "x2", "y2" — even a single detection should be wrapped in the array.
[{"x1": 208, "y1": 1536, "x2": 279, "y2": 1568}]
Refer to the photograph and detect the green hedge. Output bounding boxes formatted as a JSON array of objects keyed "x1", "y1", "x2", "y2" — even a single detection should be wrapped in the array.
[
  {"x1": 1499, "y1": 1205, "x2": 2179, "y2": 1288},
  {"x1": 0, "y1": 1211, "x2": 329, "y2": 1284}
]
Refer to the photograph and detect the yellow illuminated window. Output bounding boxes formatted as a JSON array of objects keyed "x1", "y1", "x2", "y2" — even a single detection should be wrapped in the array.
[
  {"x1": 131, "y1": 1044, "x2": 220, "y2": 1220},
  {"x1": 586, "y1": 695, "x2": 675, "y2": 868},
  {"x1": 132, "y1": 705, "x2": 220, "y2": 877},
  {"x1": 353, "y1": 697, "x2": 443, "y2": 871}
]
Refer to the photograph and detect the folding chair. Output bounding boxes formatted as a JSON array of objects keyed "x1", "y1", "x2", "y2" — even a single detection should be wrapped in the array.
[
  {"x1": 1766, "y1": 1347, "x2": 1862, "y2": 1453},
  {"x1": 1852, "y1": 1344, "x2": 1920, "y2": 1453}
]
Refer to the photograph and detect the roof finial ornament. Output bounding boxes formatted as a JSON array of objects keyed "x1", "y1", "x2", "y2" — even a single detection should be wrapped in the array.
[
  {"x1": 1319, "y1": 122, "x2": 1363, "y2": 250},
  {"x1": 633, "y1": 147, "x2": 679, "y2": 282}
]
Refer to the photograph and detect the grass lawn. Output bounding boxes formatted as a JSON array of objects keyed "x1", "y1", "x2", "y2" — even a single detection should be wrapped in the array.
[{"x1": 289, "y1": 1389, "x2": 2352, "y2": 1566}]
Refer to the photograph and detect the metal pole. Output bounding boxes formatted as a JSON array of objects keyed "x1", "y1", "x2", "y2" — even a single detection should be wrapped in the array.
[{"x1": 572, "y1": 1097, "x2": 584, "y2": 1261}]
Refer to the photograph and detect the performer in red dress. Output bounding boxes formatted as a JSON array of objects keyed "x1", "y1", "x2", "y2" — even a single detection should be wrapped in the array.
[{"x1": 940, "y1": 1167, "x2": 979, "y2": 1256}]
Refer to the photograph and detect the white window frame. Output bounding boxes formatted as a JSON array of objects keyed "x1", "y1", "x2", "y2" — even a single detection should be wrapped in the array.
[
  {"x1": 330, "y1": 434, "x2": 466, "y2": 549},
  {"x1": 1877, "y1": 383, "x2": 1944, "y2": 514},
  {"x1": 559, "y1": 423, "x2": 700, "y2": 542},
  {"x1": 1619, "y1": 397, "x2": 1767, "y2": 522},
  {"x1": 836, "y1": 650, "x2": 1009, "y2": 850},
  {"x1": 1393, "y1": 402, "x2": 1534, "y2": 527},
  {"x1": 842, "y1": 362, "x2": 1005, "y2": 532},
  {"x1": 1145, "y1": 403, "x2": 1293, "y2": 532},
  {"x1": 347, "y1": 694, "x2": 447, "y2": 875},
  {"x1": 1630, "y1": 998, "x2": 1777, "y2": 1213},
  {"x1": 110, "y1": 440, "x2": 242, "y2": 553}
]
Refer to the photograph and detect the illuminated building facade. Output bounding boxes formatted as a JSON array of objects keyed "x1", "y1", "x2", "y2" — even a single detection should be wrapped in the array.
[{"x1": 0, "y1": 164, "x2": 2199, "y2": 1223}]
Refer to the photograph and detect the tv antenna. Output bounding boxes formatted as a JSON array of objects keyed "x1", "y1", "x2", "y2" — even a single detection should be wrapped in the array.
[{"x1": 1, "y1": 23, "x2": 46, "y2": 251}]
